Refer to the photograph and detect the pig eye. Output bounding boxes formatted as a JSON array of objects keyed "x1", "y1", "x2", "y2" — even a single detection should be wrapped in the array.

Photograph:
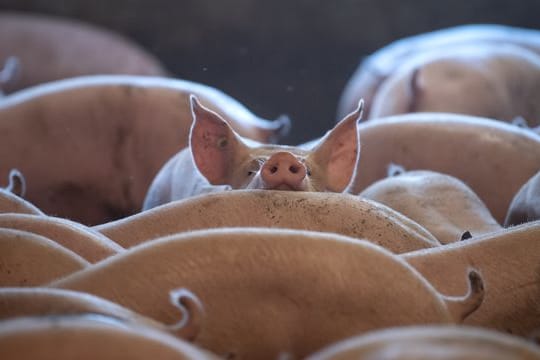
[
  {"x1": 247, "y1": 171, "x2": 255, "y2": 177},
  {"x1": 306, "y1": 167, "x2": 312, "y2": 177}
]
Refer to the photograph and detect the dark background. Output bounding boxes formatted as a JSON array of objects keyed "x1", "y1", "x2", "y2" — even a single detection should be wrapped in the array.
[{"x1": 1, "y1": 0, "x2": 539, "y2": 144}]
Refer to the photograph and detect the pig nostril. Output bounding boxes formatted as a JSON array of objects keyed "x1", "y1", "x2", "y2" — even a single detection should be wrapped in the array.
[
  {"x1": 289, "y1": 165, "x2": 299, "y2": 174},
  {"x1": 270, "y1": 166, "x2": 278, "y2": 174}
]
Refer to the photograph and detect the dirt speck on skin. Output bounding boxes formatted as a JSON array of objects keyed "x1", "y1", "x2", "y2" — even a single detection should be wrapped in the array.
[
  {"x1": 269, "y1": 196, "x2": 294, "y2": 210},
  {"x1": 350, "y1": 223, "x2": 365, "y2": 238}
]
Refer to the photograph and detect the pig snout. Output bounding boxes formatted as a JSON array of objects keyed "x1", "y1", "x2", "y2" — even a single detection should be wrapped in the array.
[{"x1": 261, "y1": 152, "x2": 307, "y2": 190}]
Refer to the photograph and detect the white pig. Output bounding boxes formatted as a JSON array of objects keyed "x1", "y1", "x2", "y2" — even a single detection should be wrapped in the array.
[
  {"x1": 337, "y1": 24, "x2": 540, "y2": 119},
  {"x1": 143, "y1": 96, "x2": 363, "y2": 210},
  {"x1": 368, "y1": 43, "x2": 540, "y2": 126}
]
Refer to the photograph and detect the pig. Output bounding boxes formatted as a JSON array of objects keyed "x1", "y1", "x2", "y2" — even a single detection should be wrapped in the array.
[
  {"x1": 337, "y1": 24, "x2": 540, "y2": 119},
  {"x1": 0, "y1": 11, "x2": 166, "y2": 94},
  {"x1": 360, "y1": 169, "x2": 501, "y2": 244},
  {"x1": 50, "y1": 227, "x2": 483, "y2": 359},
  {"x1": 97, "y1": 190, "x2": 439, "y2": 253},
  {"x1": 0, "y1": 287, "x2": 203, "y2": 341},
  {"x1": 0, "y1": 213, "x2": 123, "y2": 263},
  {"x1": 403, "y1": 220, "x2": 540, "y2": 336},
  {"x1": 505, "y1": 170, "x2": 540, "y2": 226},
  {"x1": 368, "y1": 43, "x2": 540, "y2": 126},
  {"x1": 142, "y1": 96, "x2": 362, "y2": 210},
  {"x1": 307, "y1": 325, "x2": 540, "y2": 360},
  {"x1": 0, "y1": 315, "x2": 218, "y2": 360},
  {"x1": 0, "y1": 228, "x2": 88, "y2": 286},
  {"x1": 0, "y1": 75, "x2": 289, "y2": 225},
  {"x1": 348, "y1": 113, "x2": 540, "y2": 223}
]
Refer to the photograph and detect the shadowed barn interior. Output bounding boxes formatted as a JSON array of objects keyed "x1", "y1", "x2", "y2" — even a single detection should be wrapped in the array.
[{"x1": 1, "y1": 0, "x2": 539, "y2": 144}]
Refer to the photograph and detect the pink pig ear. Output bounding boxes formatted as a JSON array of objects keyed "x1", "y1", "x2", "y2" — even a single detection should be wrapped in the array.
[
  {"x1": 189, "y1": 95, "x2": 248, "y2": 185},
  {"x1": 311, "y1": 100, "x2": 363, "y2": 193}
]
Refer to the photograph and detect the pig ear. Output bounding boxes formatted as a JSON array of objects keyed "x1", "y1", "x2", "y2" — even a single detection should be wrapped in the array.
[
  {"x1": 311, "y1": 100, "x2": 363, "y2": 192},
  {"x1": 189, "y1": 95, "x2": 249, "y2": 185}
]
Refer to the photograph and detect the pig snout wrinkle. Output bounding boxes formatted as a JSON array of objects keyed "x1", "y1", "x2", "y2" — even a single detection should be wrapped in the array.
[{"x1": 261, "y1": 152, "x2": 307, "y2": 190}]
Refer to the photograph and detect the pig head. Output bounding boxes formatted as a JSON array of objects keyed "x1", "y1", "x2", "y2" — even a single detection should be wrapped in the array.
[{"x1": 143, "y1": 96, "x2": 363, "y2": 210}]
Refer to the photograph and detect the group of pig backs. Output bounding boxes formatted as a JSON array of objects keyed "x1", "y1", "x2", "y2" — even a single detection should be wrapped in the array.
[
  {"x1": 1, "y1": 11, "x2": 540, "y2": 359},
  {"x1": 2, "y1": 175, "x2": 540, "y2": 359}
]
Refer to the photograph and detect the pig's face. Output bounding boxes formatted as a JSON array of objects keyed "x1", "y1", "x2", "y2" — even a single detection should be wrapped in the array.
[
  {"x1": 189, "y1": 96, "x2": 363, "y2": 193},
  {"x1": 226, "y1": 146, "x2": 323, "y2": 191}
]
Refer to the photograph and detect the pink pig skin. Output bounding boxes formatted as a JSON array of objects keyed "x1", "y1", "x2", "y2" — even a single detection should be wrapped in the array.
[
  {"x1": 368, "y1": 43, "x2": 540, "y2": 127},
  {"x1": 338, "y1": 24, "x2": 540, "y2": 120}
]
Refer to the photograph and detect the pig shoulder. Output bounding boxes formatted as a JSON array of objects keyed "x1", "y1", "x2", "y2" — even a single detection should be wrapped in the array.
[{"x1": 142, "y1": 148, "x2": 231, "y2": 211}]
